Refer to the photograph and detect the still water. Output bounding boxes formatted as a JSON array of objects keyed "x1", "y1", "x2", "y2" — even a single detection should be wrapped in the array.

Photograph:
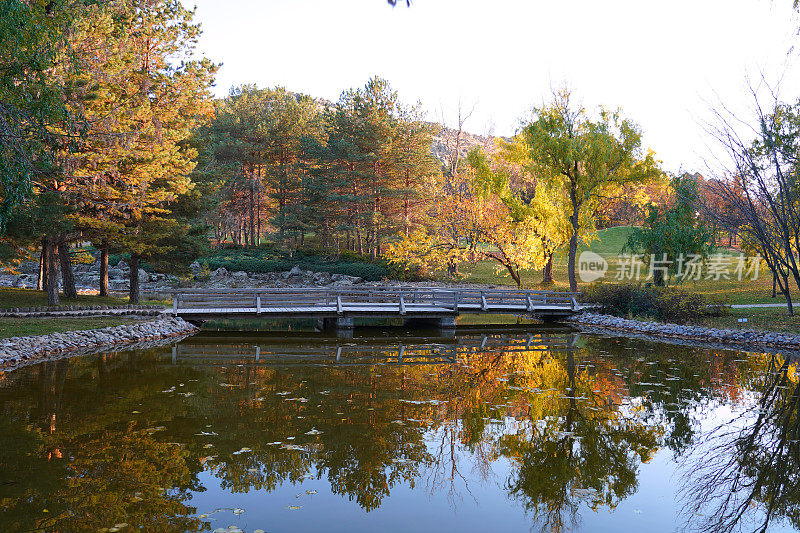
[{"x1": 0, "y1": 327, "x2": 798, "y2": 533}]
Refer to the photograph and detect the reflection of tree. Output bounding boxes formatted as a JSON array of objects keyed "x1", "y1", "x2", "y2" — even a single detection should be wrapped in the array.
[
  {"x1": 681, "y1": 353, "x2": 800, "y2": 533},
  {"x1": 0, "y1": 332, "x2": 768, "y2": 531},
  {"x1": 495, "y1": 350, "x2": 661, "y2": 532},
  {"x1": 0, "y1": 356, "x2": 205, "y2": 532}
]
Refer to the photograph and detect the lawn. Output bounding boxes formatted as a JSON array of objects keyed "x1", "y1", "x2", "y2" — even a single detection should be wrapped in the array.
[
  {"x1": 700, "y1": 307, "x2": 800, "y2": 333},
  {"x1": 0, "y1": 316, "x2": 148, "y2": 339},
  {"x1": 453, "y1": 225, "x2": 786, "y2": 306},
  {"x1": 0, "y1": 288, "x2": 169, "y2": 309}
]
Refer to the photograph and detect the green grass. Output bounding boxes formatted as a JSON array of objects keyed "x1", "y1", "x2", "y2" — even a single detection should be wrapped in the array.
[
  {"x1": 698, "y1": 307, "x2": 800, "y2": 333},
  {"x1": 0, "y1": 316, "x2": 148, "y2": 339},
  {"x1": 453, "y1": 225, "x2": 788, "y2": 306},
  {"x1": 0, "y1": 288, "x2": 169, "y2": 309}
]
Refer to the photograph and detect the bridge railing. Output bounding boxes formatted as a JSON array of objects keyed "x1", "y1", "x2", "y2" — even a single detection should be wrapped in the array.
[{"x1": 170, "y1": 287, "x2": 581, "y2": 314}]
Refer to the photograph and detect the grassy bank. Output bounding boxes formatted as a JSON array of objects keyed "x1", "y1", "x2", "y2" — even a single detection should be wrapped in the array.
[
  {"x1": 0, "y1": 288, "x2": 169, "y2": 309},
  {"x1": 0, "y1": 316, "x2": 148, "y2": 339},
  {"x1": 0, "y1": 288, "x2": 170, "y2": 338},
  {"x1": 454, "y1": 225, "x2": 787, "y2": 306}
]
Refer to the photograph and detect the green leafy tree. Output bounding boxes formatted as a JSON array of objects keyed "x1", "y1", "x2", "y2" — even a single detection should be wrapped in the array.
[
  {"x1": 522, "y1": 89, "x2": 662, "y2": 291},
  {"x1": 624, "y1": 174, "x2": 713, "y2": 286},
  {"x1": 0, "y1": 0, "x2": 78, "y2": 228}
]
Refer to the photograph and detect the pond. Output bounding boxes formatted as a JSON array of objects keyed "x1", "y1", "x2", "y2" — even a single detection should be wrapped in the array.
[{"x1": 0, "y1": 326, "x2": 798, "y2": 532}]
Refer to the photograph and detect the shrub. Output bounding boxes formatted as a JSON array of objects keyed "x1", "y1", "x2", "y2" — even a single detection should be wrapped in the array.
[
  {"x1": 584, "y1": 283, "x2": 728, "y2": 323},
  {"x1": 197, "y1": 246, "x2": 421, "y2": 281}
]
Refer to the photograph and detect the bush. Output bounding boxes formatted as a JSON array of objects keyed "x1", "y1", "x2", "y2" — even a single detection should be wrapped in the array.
[
  {"x1": 197, "y1": 246, "x2": 424, "y2": 282},
  {"x1": 584, "y1": 283, "x2": 728, "y2": 323}
]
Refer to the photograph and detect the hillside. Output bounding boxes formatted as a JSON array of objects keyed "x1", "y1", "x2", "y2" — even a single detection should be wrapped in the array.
[{"x1": 309, "y1": 94, "x2": 501, "y2": 167}]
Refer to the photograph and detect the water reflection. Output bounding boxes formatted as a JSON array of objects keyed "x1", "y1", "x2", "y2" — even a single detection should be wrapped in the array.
[
  {"x1": 0, "y1": 329, "x2": 795, "y2": 532},
  {"x1": 681, "y1": 352, "x2": 800, "y2": 533}
]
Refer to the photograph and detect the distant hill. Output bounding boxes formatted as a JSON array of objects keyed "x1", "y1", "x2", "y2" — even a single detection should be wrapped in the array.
[
  {"x1": 308, "y1": 95, "x2": 503, "y2": 168},
  {"x1": 428, "y1": 123, "x2": 501, "y2": 169}
]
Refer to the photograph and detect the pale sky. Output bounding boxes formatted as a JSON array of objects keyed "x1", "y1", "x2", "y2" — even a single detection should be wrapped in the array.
[{"x1": 188, "y1": 0, "x2": 800, "y2": 173}]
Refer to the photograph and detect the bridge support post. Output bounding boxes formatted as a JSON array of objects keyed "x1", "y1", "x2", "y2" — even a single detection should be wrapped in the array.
[
  {"x1": 318, "y1": 316, "x2": 354, "y2": 334},
  {"x1": 336, "y1": 317, "x2": 354, "y2": 330},
  {"x1": 435, "y1": 316, "x2": 456, "y2": 338}
]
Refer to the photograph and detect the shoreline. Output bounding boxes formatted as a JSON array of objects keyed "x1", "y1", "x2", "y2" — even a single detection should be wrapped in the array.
[
  {"x1": 0, "y1": 317, "x2": 198, "y2": 372},
  {"x1": 566, "y1": 312, "x2": 800, "y2": 354}
]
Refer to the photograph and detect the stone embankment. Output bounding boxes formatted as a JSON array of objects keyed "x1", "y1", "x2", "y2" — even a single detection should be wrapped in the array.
[
  {"x1": 0, "y1": 317, "x2": 197, "y2": 371},
  {"x1": 567, "y1": 312, "x2": 800, "y2": 352}
]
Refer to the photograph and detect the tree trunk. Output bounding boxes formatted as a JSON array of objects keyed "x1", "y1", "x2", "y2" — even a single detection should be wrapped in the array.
[
  {"x1": 542, "y1": 255, "x2": 554, "y2": 285},
  {"x1": 46, "y1": 236, "x2": 59, "y2": 306},
  {"x1": 567, "y1": 232, "x2": 578, "y2": 292},
  {"x1": 37, "y1": 237, "x2": 48, "y2": 291},
  {"x1": 567, "y1": 196, "x2": 580, "y2": 292},
  {"x1": 783, "y1": 273, "x2": 793, "y2": 316},
  {"x1": 504, "y1": 263, "x2": 522, "y2": 288},
  {"x1": 100, "y1": 243, "x2": 109, "y2": 297},
  {"x1": 58, "y1": 240, "x2": 77, "y2": 299},
  {"x1": 129, "y1": 254, "x2": 140, "y2": 304},
  {"x1": 773, "y1": 272, "x2": 777, "y2": 298}
]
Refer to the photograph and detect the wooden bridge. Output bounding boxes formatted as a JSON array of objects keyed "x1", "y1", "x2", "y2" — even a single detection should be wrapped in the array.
[{"x1": 170, "y1": 287, "x2": 582, "y2": 330}]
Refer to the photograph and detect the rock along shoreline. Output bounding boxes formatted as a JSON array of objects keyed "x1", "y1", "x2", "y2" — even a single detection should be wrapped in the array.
[
  {"x1": 0, "y1": 317, "x2": 198, "y2": 372},
  {"x1": 567, "y1": 311, "x2": 800, "y2": 352}
]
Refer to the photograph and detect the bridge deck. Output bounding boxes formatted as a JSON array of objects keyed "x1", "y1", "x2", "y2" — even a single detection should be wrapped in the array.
[{"x1": 169, "y1": 287, "x2": 582, "y2": 324}]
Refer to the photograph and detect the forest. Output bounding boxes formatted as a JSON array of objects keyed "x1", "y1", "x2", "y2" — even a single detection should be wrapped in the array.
[{"x1": 2, "y1": 0, "x2": 800, "y2": 317}]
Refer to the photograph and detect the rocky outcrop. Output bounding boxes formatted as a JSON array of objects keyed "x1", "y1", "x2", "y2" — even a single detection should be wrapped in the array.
[
  {"x1": 192, "y1": 266, "x2": 363, "y2": 289},
  {"x1": 0, "y1": 257, "x2": 178, "y2": 294},
  {"x1": 0, "y1": 317, "x2": 198, "y2": 370}
]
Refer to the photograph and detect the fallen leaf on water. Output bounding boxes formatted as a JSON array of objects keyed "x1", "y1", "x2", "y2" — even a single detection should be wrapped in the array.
[
  {"x1": 306, "y1": 490, "x2": 317, "y2": 495},
  {"x1": 232, "y1": 508, "x2": 244, "y2": 515},
  {"x1": 232, "y1": 447, "x2": 251, "y2": 455},
  {"x1": 286, "y1": 505, "x2": 302, "y2": 510}
]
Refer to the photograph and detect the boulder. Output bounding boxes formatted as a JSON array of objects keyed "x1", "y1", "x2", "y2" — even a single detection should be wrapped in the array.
[
  {"x1": 116, "y1": 260, "x2": 128, "y2": 270},
  {"x1": 20, "y1": 261, "x2": 39, "y2": 275},
  {"x1": 313, "y1": 271, "x2": 331, "y2": 284},
  {"x1": 109, "y1": 268, "x2": 125, "y2": 279},
  {"x1": 12, "y1": 275, "x2": 35, "y2": 289},
  {"x1": 232, "y1": 271, "x2": 248, "y2": 281},
  {"x1": 189, "y1": 261, "x2": 202, "y2": 276},
  {"x1": 211, "y1": 267, "x2": 229, "y2": 278},
  {"x1": 288, "y1": 265, "x2": 304, "y2": 277},
  {"x1": 138, "y1": 269, "x2": 150, "y2": 284},
  {"x1": 109, "y1": 279, "x2": 128, "y2": 291},
  {"x1": 331, "y1": 273, "x2": 363, "y2": 284}
]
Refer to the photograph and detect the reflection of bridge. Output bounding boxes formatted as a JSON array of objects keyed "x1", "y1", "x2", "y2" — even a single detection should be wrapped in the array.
[
  {"x1": 165, "y1": 330, "x2": 580, "y2": 366},
  {"x1": 169, "y1": 288, "x2": 583, "y2": 331}
]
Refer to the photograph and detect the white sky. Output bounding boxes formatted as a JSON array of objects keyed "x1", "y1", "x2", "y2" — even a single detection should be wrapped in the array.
[{"x1": 188, "y1": 0, "x2": 800, "y2": 173}]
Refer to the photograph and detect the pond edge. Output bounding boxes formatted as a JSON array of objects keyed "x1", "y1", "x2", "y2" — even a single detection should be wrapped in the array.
[
  {"x1": 567, "y1": 312, "x2": 800, "y2": 353},
  {"x1": 0, "y1": 318, "x2": 198, "y2": 372}
]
